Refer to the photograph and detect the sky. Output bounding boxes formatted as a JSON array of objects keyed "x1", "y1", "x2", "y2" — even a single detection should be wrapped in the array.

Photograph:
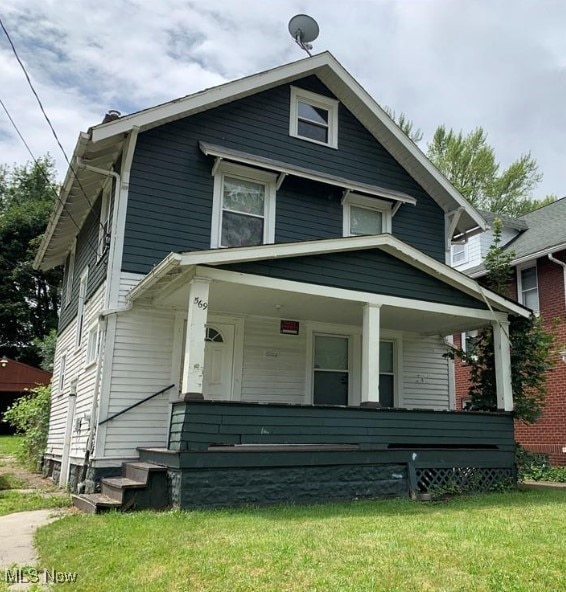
[{"x1": 0, "y1": 0, "x2": 565, "y2": 200}]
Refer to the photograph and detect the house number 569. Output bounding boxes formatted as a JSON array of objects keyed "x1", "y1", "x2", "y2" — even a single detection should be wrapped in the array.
[{"x1": 193, "y1": 297, "x2": 208, "y2": 310}]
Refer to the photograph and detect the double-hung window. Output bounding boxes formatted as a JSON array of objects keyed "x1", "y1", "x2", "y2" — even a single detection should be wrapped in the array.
[
  {"x1": 290, "y1": 86, "x2": 339, "y2": 148},
  {"x1": 518, "y1": 264, "x2": 539, "y2": 312},
  {"x1": 211, "y1": 162, "x2": 276, "y2": 248},
  {"x1": 86, "y1": 322, "x2": 100, "y2": 366},
  {"x1": 451, "y1": 242, "x2": 468, "y2": 266},
  {"x1": 342, "y1": 194, "x2": 392, "y2": 237}
]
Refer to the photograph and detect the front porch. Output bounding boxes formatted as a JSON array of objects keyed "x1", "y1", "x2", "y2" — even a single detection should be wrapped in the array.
[{"x1": 138, "y1": 400, "x2": 515, "y2": 508}]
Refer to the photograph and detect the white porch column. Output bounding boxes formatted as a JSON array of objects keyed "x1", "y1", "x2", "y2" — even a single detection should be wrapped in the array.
[
  {"x1": 492, "y1": 320, "x2": 513, "y2": 411},
  {"x1": 181, "y1": 277, "x2": 211, "y2": 399},
  {"x1": 361, "y1": 303, "x2": 381, "y2": 406}
]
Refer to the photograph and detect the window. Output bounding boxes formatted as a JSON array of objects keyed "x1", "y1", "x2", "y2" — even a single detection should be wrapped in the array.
[
  {"x1": 451, "y1": 242, "x2": 468, "y2": 266},
  {"x1": 97, "y1": 182, "x2": 112, "y2": 261},
  {"x1": 58, "y1": 354, "x2": 67, "y2": 395},
  {"x1": 379, "y1": 340, "x2": 396, "y2": 408},
  {"x1": 86, "y1": 323, "x2": 100, "y2": 366},
  {"x1": 460, "y1": 330, "x2": 479, "y2": 364},
  {"x1": 342, "y1": 194, "x2": 392, "y2": 237},
  {"x1": 313, "y1": 334, "x2": 349, "y2": 406},
  {"x1": 290, "y1": 86, "x2": 339, "y2": 148},
  {"x1": 63, "y1": 241, "x2": 76, "y2": 307},
  {"x1": 76, "y1": 269, "x2": 88, "y2": 349},
  {"x1": 518, "y1": 264, "x2": 539, "y2": 312},
  {"x1": 211, "y1": 162, "x2": 276, "y2": 248}
]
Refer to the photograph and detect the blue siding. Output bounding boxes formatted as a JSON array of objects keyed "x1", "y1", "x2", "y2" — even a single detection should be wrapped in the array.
[
  {"x1": 124, "y1": 75, "x2": 446, "y2": 274},
  {"x1": 217, "y1": 249, "x2": 487, "y2": 309},
  {"x1": 59, "y1": 193, "x2": 109, "y2": 332}
]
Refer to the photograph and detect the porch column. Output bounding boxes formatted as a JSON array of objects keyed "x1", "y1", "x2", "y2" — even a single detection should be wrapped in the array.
[
  {"x1": 181, "y1": 277, "x2": 211, "y2": 399},
  {"x1": 361, "y1": 303, "x2": 381, "y2": 406},
  {"x1": 492, "y1": 320, "x2": 513, "y2": 411}
]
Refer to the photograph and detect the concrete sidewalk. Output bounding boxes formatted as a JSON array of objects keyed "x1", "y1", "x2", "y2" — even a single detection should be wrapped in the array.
[{"x1": 0, "y1": 509, "x2": 65, "y2": 569}]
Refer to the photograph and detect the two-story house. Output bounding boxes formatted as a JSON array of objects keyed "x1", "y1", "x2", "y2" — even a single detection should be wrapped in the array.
[
  {"x1": 452, "y1": 200, "x2": 566, "y2": 466},
  {"x1": 35, "y1": 52, "x2": 529, "y2": 510}
]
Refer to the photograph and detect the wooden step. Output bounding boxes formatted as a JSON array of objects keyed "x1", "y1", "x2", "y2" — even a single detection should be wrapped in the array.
[
  {"x1": 72, "y1": 493, "x2": 122, "y2": 514},
  {"x1": 124, "y1": 461, "x2": 167, "y2": 483},
  {"x1": 101, "y1": 477, "x2": 145, "y2": 502}
]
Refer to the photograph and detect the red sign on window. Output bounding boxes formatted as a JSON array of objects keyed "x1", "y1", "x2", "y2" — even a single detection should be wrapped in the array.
[{"x1": 280, "y1": 320, "x2": 300, "y2": 335}]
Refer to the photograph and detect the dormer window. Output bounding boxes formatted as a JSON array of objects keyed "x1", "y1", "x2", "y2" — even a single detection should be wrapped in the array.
[
  {"x1": 290, "y1": 86, "x2": 338, "y2": 148},
  {"x1": 342, "y1": 194, "x2": 392, "y2": 237}
]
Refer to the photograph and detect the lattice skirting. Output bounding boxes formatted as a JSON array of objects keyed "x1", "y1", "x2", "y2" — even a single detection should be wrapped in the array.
[{"x1": 416, "y1": 467, "x2": 515, "y2": 493}]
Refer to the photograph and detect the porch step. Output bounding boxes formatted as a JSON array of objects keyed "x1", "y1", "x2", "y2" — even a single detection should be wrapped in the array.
[
  {"x1": 73, "y1": 461, "x2": 170, "y2": 513},
  {"x1": 72, "y1": 493, "x2": 122, "y2": 514}
]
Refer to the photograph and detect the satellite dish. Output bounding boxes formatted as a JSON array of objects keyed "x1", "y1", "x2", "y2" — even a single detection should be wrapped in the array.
[{"x1": 288, "y1": 14, "x2": 319, "y2": 56}]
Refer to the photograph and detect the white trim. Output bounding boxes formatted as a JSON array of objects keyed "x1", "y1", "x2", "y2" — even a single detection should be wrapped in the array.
[
  {"x1": 85, "y1": 321, "x2": 101, "y2": 367},
  {"x1": 493, "y1": 320, "x2": 513, "y2": 411},
  {"x1": 451, "y1": 242, "x2": 469, "y2": 266},
  {"x1": 361, "y1": 304, "x2": 381, "y2": 404},
  {"x1": 88, "y1": 52, "x2": 486, "y2": 235},
  {"x1": 201, "y1": 142, "x2": 417, "y2": 205},
  {"x1": 58, "y1": 352, "x2": 67, "y2": 396},
  {"x1": 97, "y1": 179, "x2": 112, "y2": 262},
  {"x1": 75, "y1": 268, "x2": 89, "y2": 349},
  {"x1": 59, "y1": 390, "x2": 77, "y2": 487},
  {"x1": 516, "y1": 261, "x2": 540, "y2": 313},
  {"x1": 342, "y1": 194, "x2": 392, "y2": 237},
  {"x1": 211, "y1": 161, "x2": 277, "y2": 249},
  {"x1": 289, "y1": 85, "x2": 339, "y2": 149},
  {"x1": 194, "y1": 265, "x2": 509, "y2": 322}
]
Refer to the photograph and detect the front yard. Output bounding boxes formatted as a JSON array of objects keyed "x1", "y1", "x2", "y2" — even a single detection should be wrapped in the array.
[{"x1": 35, "y1": 489, "x2": 565, "y2": 592}]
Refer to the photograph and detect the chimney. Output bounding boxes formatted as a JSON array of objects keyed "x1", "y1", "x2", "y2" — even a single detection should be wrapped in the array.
[{"x1": 102, "y1": 110, "x2": 121, "y2": 124}]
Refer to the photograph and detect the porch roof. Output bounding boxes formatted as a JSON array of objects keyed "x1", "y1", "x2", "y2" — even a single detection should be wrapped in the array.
[{"x1": 128, "y1": 234, "x2": 529, "y2": 321}]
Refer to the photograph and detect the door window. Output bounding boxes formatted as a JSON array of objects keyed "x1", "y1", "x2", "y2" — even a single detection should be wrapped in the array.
[{"x1": 313, "y1": 335, "x2": 349, "y2": 406}]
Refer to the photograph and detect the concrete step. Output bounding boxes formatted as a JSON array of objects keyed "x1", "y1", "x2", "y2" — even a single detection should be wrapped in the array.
[
  {"x1": 72, "y1": 493, "x2": 122, "y2": 514},
  {"x1": 124, "y1": 461, "x2": 167, "y2": 484},
  {"x1": 101, "y1": 477, "x2": 145, "y2": 502}
]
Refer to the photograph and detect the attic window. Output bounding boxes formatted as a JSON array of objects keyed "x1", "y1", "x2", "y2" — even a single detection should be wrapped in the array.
[
  {"x1": 290, "y1": 86, "x2": 338, "y2": 148},
  {"x1": 342, "y1": 194, "x2": 392, "y2": 237}
]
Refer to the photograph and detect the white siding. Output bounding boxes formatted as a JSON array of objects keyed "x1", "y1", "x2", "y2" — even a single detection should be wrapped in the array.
[
  {"x1": 401, "y1": 335, "x2": 450, "y2": 410},
  {"x1": 101, "y1": 296, "x2": 176, "y2": 458},
  {"x1": 241, "y1": 317, "x2": 306, "y2": 404},
  {"x1": 47, "y1": 282, "x2": 106, "y2": 458}
]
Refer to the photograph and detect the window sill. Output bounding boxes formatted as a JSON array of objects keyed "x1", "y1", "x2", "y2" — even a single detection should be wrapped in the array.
[{"x1": 290, "y1": 132, "x2": 338, "y2": 149}]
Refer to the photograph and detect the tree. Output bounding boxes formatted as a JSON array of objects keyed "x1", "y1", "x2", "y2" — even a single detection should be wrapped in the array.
[
  {"x1": 446, "y1": 219, "x2": 556, "y2": 423},
  {"x1": 385, "y1": 110, "x2": 554, "y2": 216},
  {"x1": 0, "y1": 157, "x2": 62, "y2": 366}
]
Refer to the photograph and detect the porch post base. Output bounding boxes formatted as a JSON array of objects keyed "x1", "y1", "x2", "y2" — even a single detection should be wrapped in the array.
[
  {"x1": 360, "y1": 401, "x2": 381, "y2": 408},
  {"x1": 182, "y1": 392, "x2": 205, "y2": 401}
]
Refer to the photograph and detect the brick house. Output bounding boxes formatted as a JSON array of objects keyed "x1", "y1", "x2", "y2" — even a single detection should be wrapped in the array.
[{"x1": 452, "y1": 199, "x2": 566, "y2": 465}]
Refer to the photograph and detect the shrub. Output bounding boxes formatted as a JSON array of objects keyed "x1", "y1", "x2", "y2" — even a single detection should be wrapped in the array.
[
  {"x1": 516, "y1": 443, "x2": 566, "y2": 482},
  {"x1": 2, "y1": 384, "x2": 51, "y2": 470}
]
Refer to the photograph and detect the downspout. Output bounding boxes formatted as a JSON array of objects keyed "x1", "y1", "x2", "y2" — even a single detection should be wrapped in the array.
[{"x1": 548, "y1": 253, "x2": 566, "y2": 310}]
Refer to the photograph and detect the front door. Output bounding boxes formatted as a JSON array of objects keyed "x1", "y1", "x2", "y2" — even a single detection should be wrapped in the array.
[
  {"x1": 313, "y1": 334, "x2": 349, "y2": 405},
  {"x1": 203, "y1": 324, "x2": 235, "y2": 400}
]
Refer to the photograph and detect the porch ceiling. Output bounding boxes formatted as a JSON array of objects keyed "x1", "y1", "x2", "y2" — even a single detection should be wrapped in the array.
[{"x1": 153, "y1": 278, "x2": 489, "y2": 335}]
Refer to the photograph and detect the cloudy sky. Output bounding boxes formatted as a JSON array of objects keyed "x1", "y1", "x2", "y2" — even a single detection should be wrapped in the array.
[{"x1": 1, "y1": 0, "x2": 565, "y2": 199}]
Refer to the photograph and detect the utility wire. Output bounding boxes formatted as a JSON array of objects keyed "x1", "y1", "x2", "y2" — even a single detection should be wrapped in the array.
[
  {"x1": 0, "y1": 15, "x2": 107, "y2": 236},
  {"x1": 0, "y1": 97, "x2": 102, "y2": 261}
]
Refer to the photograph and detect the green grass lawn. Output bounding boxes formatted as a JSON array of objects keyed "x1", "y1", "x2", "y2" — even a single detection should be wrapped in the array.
[
  {"x1": 0, "y1": 434, "x2": 22, "y2": 458},
  {"x1": 0, "y1": 490, "x2": 70, "y2": 517},
  {"x1": 35, "y1": 490, "x2": 566, "y2": 592}
]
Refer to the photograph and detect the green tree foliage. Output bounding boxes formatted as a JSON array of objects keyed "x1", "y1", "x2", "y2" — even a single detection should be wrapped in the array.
[
  {"x1": 446, "y1": 220, "x2": 556, "y2": 424},
  {"x1": 427, "y1": 126, "x2": 555, "y2": 216},
  {"x1": 3, "y1": 385, "x2": 51, "y2": 469},
  {"x1": 33, "y1": 328, "x2": 58, "y2": 372},
  {"x1": 384, "y1": 106, "x2": 423, "y2": 144},
  {"x1": 0, "y1": 157, "x2": 62, "y2": 366}
]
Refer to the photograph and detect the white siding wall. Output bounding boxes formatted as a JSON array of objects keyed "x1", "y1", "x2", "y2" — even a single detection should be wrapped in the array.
[
  {"x1": 47, "y1": 283, "x2": 106, "y2": 458},
  {"x1": 400, "y1": 335, "x2": 450, "y2": 410},
  {"x1": 241, "y1": 317, "x2": 307, "y2": 404},
  {"x1": 453, "y1": 235, "x2": 482, "y2": 270},
  {"x1": 100, "y1": 273, "x2": 176, "y2": 459}
]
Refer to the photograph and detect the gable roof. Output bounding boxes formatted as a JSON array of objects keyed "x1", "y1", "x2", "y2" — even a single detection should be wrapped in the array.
[
  {"x1": 128, "y1": 234, "x2": 528, "y2": 319},
  {"x1": 35, "y1": 52, "x2": 488, "y2": 271},
  {"x1": 468, "y1": 198, "x2": 566, "y2": 277}
]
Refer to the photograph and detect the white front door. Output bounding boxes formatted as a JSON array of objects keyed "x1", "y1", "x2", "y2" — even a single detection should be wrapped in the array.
[{"x1": 203, "y1": 323, "x2": 235, "y2": 400}]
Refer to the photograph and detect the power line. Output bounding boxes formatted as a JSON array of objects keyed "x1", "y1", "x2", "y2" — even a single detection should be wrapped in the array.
[
  {"x1": 0, "y1": 97, "x2": 101, "y2": 261},
  {"x1": 0, "y1": 15, "x2": 107, "y2": 236}
]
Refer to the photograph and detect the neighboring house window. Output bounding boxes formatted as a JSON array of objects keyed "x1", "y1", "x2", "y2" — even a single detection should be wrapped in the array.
[
  {"x1": 451, "y1": 242, "x2": 468, "y2": 266},
  {"x1": 342, "y1": 194, "x2": 392, "y2": 237},
  {"x1": 76, "y1": 269, "x2": 89, "y2": 349},
  {"x1": 58, "y1": 354, "x2": 67, "y2": 395},
  {"x1": 289, "y1": 86, "x2": 339, "y2": 148},
  {"x1": 63, "y1": 241, "x2": 76, "y2": 307},
  {"x1": 211, "y1": 162, "x2": 276, "y2": 248},
  {"x1": 518, "y1": 264, "x2": 540, "y2": 312},
  {"x1": 97, "y1": 182, "x2": 112, "y2": 261},
  {"x1": 461, "y1": 330, "x2": 479, "y2": 363},
  {"x1": 86, "y1": 322, "x2": 100, "y2": 366}
]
